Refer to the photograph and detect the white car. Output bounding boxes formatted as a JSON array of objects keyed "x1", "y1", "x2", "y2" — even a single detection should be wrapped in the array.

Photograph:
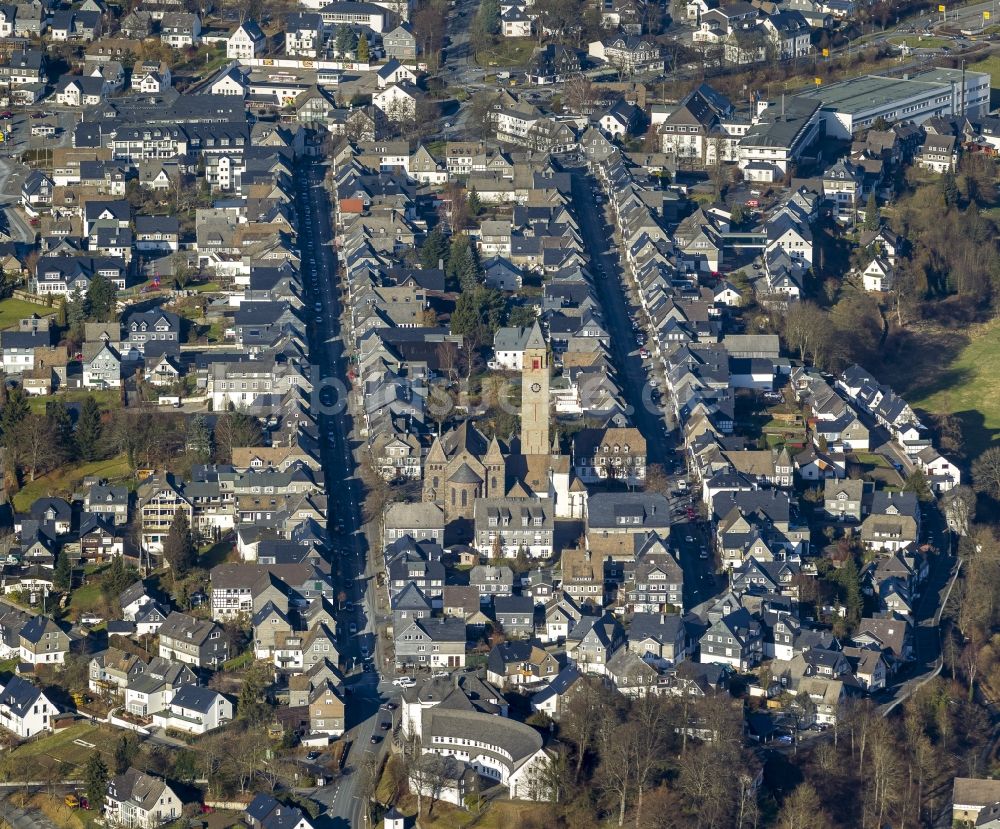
[
  {"x1": 393, "y1": 677, "x2": 416, "y2": 688},
  {"x1": 432, "y1": 671, "x2": 450, "y2": 679}
]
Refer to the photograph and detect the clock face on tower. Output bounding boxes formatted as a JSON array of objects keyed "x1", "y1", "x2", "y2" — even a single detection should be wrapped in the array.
[{"x1": 531, "y1": 383, "x2": 541, "y2": 392}]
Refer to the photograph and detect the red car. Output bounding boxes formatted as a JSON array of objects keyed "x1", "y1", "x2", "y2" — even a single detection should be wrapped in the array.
[{"x1": 0, "y1": 111, "x2": 13, "y2": 119}]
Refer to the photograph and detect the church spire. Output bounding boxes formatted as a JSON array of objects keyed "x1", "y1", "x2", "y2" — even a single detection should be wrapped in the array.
[{"x1": 525, "y1": 320, "x2": 545, "y2": 351}]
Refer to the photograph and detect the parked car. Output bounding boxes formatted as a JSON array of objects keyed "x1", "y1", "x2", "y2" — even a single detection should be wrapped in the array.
[{"x1": 393, "y1": 677, "x2": 416, "y2": 688}]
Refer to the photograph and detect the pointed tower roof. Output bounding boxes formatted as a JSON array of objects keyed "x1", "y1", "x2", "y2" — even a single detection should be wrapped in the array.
[
  {"x1": 525, "y1": 320, "x2": 546, "y2": 351},
  {"x1": 485, "y1": 435, "x2": 505, "y2": 462},
  {"x1": 426, "y1": 434, "x2": 447, "y2": 464}
]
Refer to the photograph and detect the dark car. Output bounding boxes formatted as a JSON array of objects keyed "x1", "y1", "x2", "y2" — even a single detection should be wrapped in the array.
[
  {"x1": 380, "y1": 720, "x2": 391, "y2": 730},
  {"x1": 370, "y1": 734, "x2": 382, "y2": 744}
]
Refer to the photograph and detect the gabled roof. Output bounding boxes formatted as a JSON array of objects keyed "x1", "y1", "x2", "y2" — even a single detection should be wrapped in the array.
[
  {"x1": 119, "y1": 580, "x2": 149, "y2": 608},
  {"x1": 20, "y1": 615, "x2": 64, "y2": 645},
  {"x1": 234, "y1": 19, "x2": 264, "y2": 39},
  {"x1": 0, "y1": 675, "x2": 49, "y2": 717},
  {"x1": 168, "y1": 683, "x2": 226, "y2": 713}
]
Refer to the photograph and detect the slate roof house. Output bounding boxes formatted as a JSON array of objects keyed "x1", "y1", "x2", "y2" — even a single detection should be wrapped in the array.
[
  {"x1": 486, "y1": 640, "x2": 559, "y2": 687},
  {"x1": 0, "y1": 675, "x2": 58, "y2": 737},
  {"x1": 104, "y1": 769, "x2": 182, "y2": 829},
  {"x1": 566, "y1": 612, "x2": 625, "y2": 675},
  {"x1": 19, "y1": 614, "x2": 69, "y2": 665},
  {"x1": 526, "y1": 44, "x2": 581, "y2": 85},
  {"x1": 245, "y1": 794, "x2": 315, "y2": 829},
  {"x1": 383, "y1": 21, "x2": 417, "y2": 59},
  {"x1": 698, "y1": 607, "x2": 762, "y2": 671},
  {"x1": 394, "y1": 617, "x2": 466, "y2": 670},
  {"x1": 628, "y1": 611, "x2": 687, "y2": 665},
  {"x1": 122, "y1": 310, "x2": 180, "y2": 359},
  {"x1": 157, "y1": 612, "x2": 228, "y2": 668},
  {"x1": 860, "y1": 491, "x2": 920, "y2": 553},
  {"x1": 151, "y1": 683, "x2": 233, "y2": 734}
]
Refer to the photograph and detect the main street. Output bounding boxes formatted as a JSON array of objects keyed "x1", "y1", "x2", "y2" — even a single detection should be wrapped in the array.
[
  {"x1": 296, "y1": 161, "x2": 394, "y2": 829},
  {"x1": 568, "y1": 166, "x2": 723, "y2": 608}
]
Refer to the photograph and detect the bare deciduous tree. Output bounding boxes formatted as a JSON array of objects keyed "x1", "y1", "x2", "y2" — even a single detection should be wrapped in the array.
[
  {"x1": 214, "y1": 409, "x2": 263, "y2": 462},
  {"x1": 777, "y1": 782, "x2": 830, "y2": 829},
  {"x1": 561, "y1": 676, "x2": 618, "y2": 781},
  {"x1": 600, "y1": 714, "x2": 634, "y2": 827}
]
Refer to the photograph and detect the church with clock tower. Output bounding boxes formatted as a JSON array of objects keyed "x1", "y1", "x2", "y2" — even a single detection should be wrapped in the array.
[{"x1": 420, "y1": 320, "x2": 586, "y2": 537}]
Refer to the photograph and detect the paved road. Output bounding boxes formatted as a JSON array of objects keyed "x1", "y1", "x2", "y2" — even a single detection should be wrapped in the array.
[
  {"x1": 440, "y1": 0, "x2": 482, "y2": 88},
  {"x1": 296, "y1": 160, "x2": 386, "y2": 829},
  {"x1": 298, "y1": 157, "x2": 427, "y2": 827},
  {"x1": 877, "y1": 504, "x2": 958, "y2": 715},
  {"x1": 568, "y1": 167, "x2": 722, "y2": 607},
  {"x1": 0, "y1": 157, "x2": 34, "y2": 242},
  {"x1": 568, "y1": 170, "x2": 671, "y2": 465}
]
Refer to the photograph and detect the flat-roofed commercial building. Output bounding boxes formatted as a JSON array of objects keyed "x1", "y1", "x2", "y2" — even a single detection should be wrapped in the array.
[{"x1": 802, "y1": 67, "x2": 990, "y2": 139}]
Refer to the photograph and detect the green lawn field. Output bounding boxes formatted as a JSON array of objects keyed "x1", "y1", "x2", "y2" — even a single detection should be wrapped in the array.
[
  {"x1": 906, "y1": 319, "x2": 1000, "y2": 459},
  {"x1": 13, "y1": 455, "x2": 131, "y2": 512},
  {"x1": 970, "y1": 54, "x2": 1000, "y2": 108},
  {"x1": 0, "y1": 298, "x2": 54, "y2": 331},
  {"x1": 891, "y1": 35, "x2": 951, "y2": 49},
  {"x1": 0, "y1": 722, "x2": 120, "y2": 780}
]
